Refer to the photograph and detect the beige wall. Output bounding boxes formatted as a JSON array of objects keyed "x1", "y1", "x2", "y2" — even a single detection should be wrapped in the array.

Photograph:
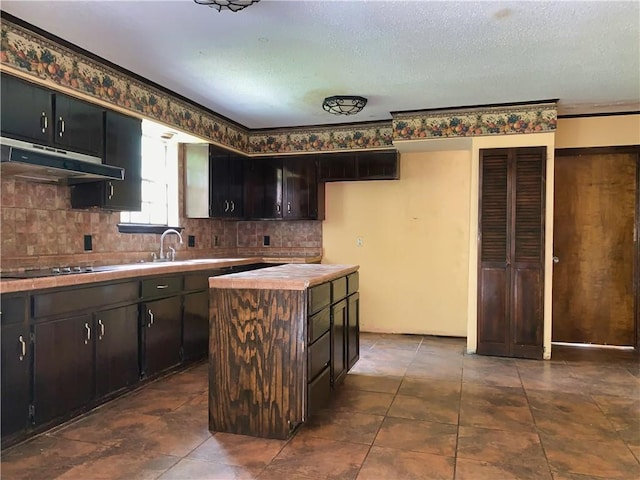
[
  {"x1": 323, "y1": 113, "x2": 639, "y2": 357},
  {"x1": 323, "y1": 150, "x2": 471, "y2": 336},
  {"x1": 556, "y1": 114, "x2": 640, "y2": 148}
]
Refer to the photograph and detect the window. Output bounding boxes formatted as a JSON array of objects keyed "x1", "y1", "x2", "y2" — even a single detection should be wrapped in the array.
[{"x1": 120, "y1": 122, "x2": 180, "y2": 229}]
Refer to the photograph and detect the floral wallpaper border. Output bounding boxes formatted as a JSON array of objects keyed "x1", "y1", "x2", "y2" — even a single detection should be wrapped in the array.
[
  {"x1": 1, "y1": 17, "x2": 556, "y2": 156},
  {"x1": 391, "y1": 103, "x2": 557, "y2": 141}
]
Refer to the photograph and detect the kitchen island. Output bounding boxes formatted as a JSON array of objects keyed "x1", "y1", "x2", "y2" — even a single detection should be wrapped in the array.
[{"x1": 208, "y1": 263, "x2": 360, "y2": 439}]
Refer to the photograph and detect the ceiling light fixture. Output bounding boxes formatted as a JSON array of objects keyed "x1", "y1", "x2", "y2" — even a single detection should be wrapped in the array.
[
  {"x1": 193, "y1": 0, "x2": 260, "y2": 12},
  {"x1": 322, "y1": 96, "x2": 368, "y2": 116}
]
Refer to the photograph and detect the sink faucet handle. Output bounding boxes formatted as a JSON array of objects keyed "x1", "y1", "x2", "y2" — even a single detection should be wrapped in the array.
[
  {"x1": 168, "y1": 246, "x2": 176, "y2": 262},
  {"x1": 151, "y1": 252, "x2": 157, "y2": 261}
]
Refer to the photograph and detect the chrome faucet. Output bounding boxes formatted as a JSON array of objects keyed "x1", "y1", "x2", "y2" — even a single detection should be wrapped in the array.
[{"x1": 159, "y1": 228, "x2": 183, "y2": 261}]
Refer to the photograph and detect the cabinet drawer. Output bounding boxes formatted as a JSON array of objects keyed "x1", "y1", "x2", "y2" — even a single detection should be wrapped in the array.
[
  {"x1": 307, "y1": 366, "x2": 331, "y2": 417},
  {"x1": 33, "y1": 282, "x2": 138, "y2": 319},
  {"x1": 308, "y1": 282, "x2": 330, "y2": 315},
  {"x1": 308, "y1": 331, "x2": 330, "y2": 381},
  {"x1": 141, "y1": 276, "x2": 182, "y2": 298},
  {"x1": 308, "y1": 307, "x2": 330, "y2": 344},
  {"x1": 331, "y1": 276, "x2": 347, "y2": 303},
  {"x1": 184, "y1": 274, "x2": 209, "y2": 291},
  {"x1": 347, "y1": 272, "x2": 359, "y2": 295},
  {"x1": 0, "y1": 295, "x2": 27, "y2": 325}
]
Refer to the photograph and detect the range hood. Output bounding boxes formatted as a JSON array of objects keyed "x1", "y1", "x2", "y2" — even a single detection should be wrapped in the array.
[{"x1": 0, "y1": 137, "x2": 124, "y2": 183}]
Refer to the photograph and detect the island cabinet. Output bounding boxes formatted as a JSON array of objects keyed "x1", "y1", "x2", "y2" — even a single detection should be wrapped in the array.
[{"x1": 208, "y1": 263, "x2": 359, "y2": 440}]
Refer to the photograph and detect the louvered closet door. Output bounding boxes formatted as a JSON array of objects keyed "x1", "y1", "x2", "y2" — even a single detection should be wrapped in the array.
[{"x1": 478, "y1": 147, "x2": 545, "y2": 359}]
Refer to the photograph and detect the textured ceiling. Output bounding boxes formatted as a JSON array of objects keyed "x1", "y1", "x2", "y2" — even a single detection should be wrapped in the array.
[{"x1": 2, "y1": 0, "x2": 639, "y2": 129}]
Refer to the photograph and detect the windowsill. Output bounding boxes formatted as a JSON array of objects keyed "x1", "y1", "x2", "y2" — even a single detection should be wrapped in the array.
[{"x1": 117, "y1": 224, "x2": 183, "y2": 234}]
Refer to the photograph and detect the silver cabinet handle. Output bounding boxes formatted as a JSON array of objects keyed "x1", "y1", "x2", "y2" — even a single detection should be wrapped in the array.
[
  {"x1": 230, "y1": 200, "x2": 235, "y2": 213},
  {"x1": 553, "y1": 256, "x2": 559, "y2": 264},
  {"x1": 276, "y1": 203, "x2": 281, "y2": 213},
  {"x1": 148, "y1": 309, "x2": 154, "y2": 327},
  {"x1": 224, "y1": 200, "x2": 229, "y2": 212},
  {"x1": 98, "y1": 319, "x2": 105, "y2": 340},
  {"x1": 287, "y1": 202, "x2": 291, "y2": 214},
  {"x1": 58, "y1": 116, "x2": 65, "y2": 137},
  {"x1": 41, "y1": 112, "x2": 48, "y2": 133},
  {"x1": 18, "y1": 335, "x2": 26, "y2": 361},
  {"x1": 108, "y1": 183, "x2": 114, "y2": 200},
  {"x1": 156, "y1": 284, "x2": 169, "y2": 289},
  {"x1": 84, "y1": 322, "x2": 91, "y2": 344}
]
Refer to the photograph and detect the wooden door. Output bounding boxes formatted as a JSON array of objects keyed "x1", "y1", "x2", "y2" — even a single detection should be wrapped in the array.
[
  {"x1": 1, "y1": 322, "x2": 31, "y2": 439},
  {"x1": 143, "y1": 296, "x2": 182, "y2": 377},
  {"x1": 0, "y1": 73, "x2": 53, "y2": 144},
  {"x1": 53, "y1": 93, "x2": 104, "y2": 157},
  {"x1": 477, "y1": 147, "x2": 546, "y2": 359},
  {"x1": 283, "y1": 157, "x2": 317, "y2": 219},
  {"x1": 552, "y1": 149, "x2": 638, "y2": 346}
]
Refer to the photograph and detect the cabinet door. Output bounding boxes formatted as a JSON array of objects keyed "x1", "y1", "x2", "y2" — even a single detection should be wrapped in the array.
[
  {"x1": 143, "y1": 296, "x2": 182, "y2": 377},
  {"x1": 283, "y1": 157, "x2": 318, "y2": 219},
  {"x1": 0, "y1": 74, "x2": 52, "y2": 144},
  {"x1": 103, "y1": 111, "x2": 142, "y2": 210},
  {"x1": 331, "y1": 299, "x2": 348, "y2": 387},
  {"x1": 245, "y1": 158, "x2": 282, "y2": 219},
  {"x1": 183, "y1": 291, "x2": 209, "y2": 361},
  {"x1": 53, "y1": 93, "x2": 104, "y2": 157},
  {"x1": 1, "y1": 322, "x2": 31, "y2": 439},
  {"x1": 318, "y1": 154, "x2": 356, "y2": 182},
  {"x1": 33, "y1": 314, "x2": 94, "y2": 425},
  {"x1": 95, "y1": 305, "x2": 139, "y2": 398},
  {"x1": 184, "y1": 143, "x2": 212, "y2": 218},
  {"x1": 347, "y1": 293, "x2": 360, "y2": 370},
  {"x1": 356, "y1": 151, "x2": 399, "y2": 180},
  {"x1": 227, "y1": 155, "x2": 245, "y2": 218},
  {"x1": 69, "y1": 111, "x2": 142, "y2": 211},
  {"x1": 210, "y1": 151, "x2": 231, "y2": 217}
]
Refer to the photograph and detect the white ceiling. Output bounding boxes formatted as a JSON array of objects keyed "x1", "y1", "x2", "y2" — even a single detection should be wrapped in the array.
[{"x1": 2, "y1": 0, "x2": 639, "y2": 129}]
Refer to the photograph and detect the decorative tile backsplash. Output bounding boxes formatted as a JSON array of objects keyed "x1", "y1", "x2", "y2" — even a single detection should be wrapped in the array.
[{"x1": 0, "y1": 178, "x2": 322, "y2": 272}]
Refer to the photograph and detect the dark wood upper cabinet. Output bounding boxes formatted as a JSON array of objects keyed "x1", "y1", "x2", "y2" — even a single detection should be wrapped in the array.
[
  {"x1": 53, "y1": 93, "x2": 104, "y2": 157},
  {"x1": 210, "y1": 147, "x2": 245, "y2": 219},
  {"x1": 1, "y1": 74, "x2": 104, "y2": 157},
  {"x1": 70, "y1": 111, "x2": 142, "y2": 211},
  {"x1": 319, "y1": 150, "x2": 399, "y2": 182},
  {"x1": 184, "y1": 144, "x2": 245, "y2": 219},
  {"x1": 245, "y1": 155, "x2": 323, "y2": 220},
  {"x1": 477, "y1": 146, "x2": 546, "y2": 360},
  {"x1": 1, "y1": 73, "x2": 53, "y2": 144}
]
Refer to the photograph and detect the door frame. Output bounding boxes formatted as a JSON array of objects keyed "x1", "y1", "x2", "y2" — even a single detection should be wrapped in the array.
[{"x1": 553, "y1": 145, "x2": 640, "y2": 351}]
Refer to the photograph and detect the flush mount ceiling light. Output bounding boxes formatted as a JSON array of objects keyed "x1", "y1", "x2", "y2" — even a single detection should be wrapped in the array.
[
  {"x1": 193, "y1": 0, "x2": 260, "y2": 12},
  {"x1": 322, "y1": 96, "x2": 368, "y2": 116}
]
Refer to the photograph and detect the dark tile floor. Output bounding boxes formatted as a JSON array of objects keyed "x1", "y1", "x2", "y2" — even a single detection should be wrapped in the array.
[{"x1": 2, "y1": 333, "x2": 639, "y2": 479}]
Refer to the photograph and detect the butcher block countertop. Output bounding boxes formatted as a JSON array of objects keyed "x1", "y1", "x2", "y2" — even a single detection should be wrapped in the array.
[
  {"x1": 0, "y1": 256, "x2": 322, "y2": 293},
  {"x1": 208, "y1": 263, "x2": 359, "y2": 291}
]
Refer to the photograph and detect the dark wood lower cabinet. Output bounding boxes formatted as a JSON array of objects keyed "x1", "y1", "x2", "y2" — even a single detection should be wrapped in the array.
[
  {"x1": 142, "y1": 296, "x2": 183, "y2": 377},
  {"x1": 95, "y1": 305, "x2": 139, "y2": 398},
  {"x1": 1, "y1": 322, "x2": 31, "y2": 441},
  {"x1": 33, "y1": 314, "x2": 94, "y2": 425}
]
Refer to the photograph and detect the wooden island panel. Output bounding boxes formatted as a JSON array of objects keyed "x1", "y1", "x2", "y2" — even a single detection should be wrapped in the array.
[{"x1": 209, "y1": 287, "x2": 306, "y2": 439}]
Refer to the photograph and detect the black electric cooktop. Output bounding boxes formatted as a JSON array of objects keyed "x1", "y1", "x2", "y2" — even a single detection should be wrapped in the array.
[{"x1": 1, "y1": 266, "x2": 96, "y2": 279}]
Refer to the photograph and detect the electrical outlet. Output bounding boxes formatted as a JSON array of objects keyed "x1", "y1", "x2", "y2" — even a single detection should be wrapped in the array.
[
  {"x1": 214, "y1": 235, "x2": 219, "y2": 247},
  {"x1": 356, "y1": 236, "x2": 364, "y2": 247},
  {"x1": 83, "y1": 234, "x2": 93, "y2": 251},
  {"x1": 188, "y1": 235, "x2": 195, "y2": 247},
  {"x1": 263, "y1": 235, "x2": 270, "y2": 246}
]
